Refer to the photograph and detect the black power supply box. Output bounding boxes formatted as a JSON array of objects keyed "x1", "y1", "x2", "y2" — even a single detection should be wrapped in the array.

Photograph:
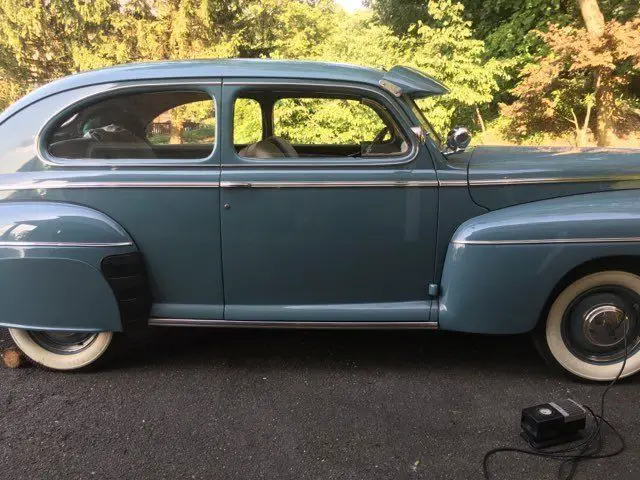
[{"x1": 520, "y1": 399, "x2": 587, "y2": 448}]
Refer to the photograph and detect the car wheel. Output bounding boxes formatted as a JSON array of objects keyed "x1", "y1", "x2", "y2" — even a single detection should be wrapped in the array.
[
  {"x1": 537, "y1": 270, "x2": 640, "y2": 381},
  {"x1": 8, "y1": 329, "x2": 114, "y2": 371}
]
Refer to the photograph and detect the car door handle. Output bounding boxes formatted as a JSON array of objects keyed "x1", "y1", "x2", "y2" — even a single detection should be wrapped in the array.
[{"x1": 221, "y1": 181, "x2": 252, "y2": 188}]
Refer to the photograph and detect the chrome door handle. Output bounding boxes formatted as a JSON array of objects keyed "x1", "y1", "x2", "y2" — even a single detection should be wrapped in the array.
[{"x1": 221, "y1": 181, "x2": 252, "y2": 188}]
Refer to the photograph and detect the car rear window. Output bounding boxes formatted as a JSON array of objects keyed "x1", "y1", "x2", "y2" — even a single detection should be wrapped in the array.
[{"x1": 46, "y1": 90, "x2": 216, "y2": 161}]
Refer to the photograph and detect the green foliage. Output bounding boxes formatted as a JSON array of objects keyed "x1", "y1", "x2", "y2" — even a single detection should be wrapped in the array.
[
  {"x1": 234, "y1": 98, "x2": 263, "y2": 144},
  {"x1": 0, "y1": 0, "x2": 637, "y2": 146},
  {"x1": 274, "y1": 98, "x2": 385, "y2": 144},
  {"x1": 315, "y1": 2, "x2": 508, "y2": 136},
  {"x1": 399, "y1": 1, "x2": 509, "y2": 135},
  {"x1": 364, "y1": 0, "x2": 429, "y2": 36}
]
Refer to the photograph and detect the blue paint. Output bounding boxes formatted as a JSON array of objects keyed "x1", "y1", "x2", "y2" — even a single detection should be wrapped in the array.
[
  {"x1": 0, "y1": 257, "x2": 122, "y2": 331},
  {"x1": 467, "y1": 146, "x2": 640, "y2": 210},
  {"x1": 439, "y1": 190, "x2": 640, "y2": 334},
  {"x1": 454, "y1": 190, "x2": 640, "y2": 244},
  {"x1": 0, "y1": 202, "x2": 132, "y2": 245},
  {"x1": 439, "y1": 241, "x2": 640, "y2": 334},
  {"x1": 0, "y1": 59, "x2": 446, "y2": 126},
  {"x1": 0, "y1": 59, "x2": 639, "y2": 336}
]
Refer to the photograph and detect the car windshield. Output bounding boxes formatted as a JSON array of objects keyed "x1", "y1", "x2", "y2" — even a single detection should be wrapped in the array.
[{"x1": 405, "y1": 95, "x2": 442, "y2": 150}]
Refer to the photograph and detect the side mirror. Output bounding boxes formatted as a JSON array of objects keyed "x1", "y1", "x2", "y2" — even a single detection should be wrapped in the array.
[{"x1": 445, "y1": 127, "x2": 471, "y2": 155}]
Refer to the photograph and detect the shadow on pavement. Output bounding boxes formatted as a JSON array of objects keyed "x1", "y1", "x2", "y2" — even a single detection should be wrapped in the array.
[{"x1": 108, "y1": 326, "x2": 549, "y2": 377}]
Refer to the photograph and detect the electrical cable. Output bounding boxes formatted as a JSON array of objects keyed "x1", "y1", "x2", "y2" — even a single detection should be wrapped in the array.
[{"x1": 482, "y1": 319, "x2": 629, "y2": 480}]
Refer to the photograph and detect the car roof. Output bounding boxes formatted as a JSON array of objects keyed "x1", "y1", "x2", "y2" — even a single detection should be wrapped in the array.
[{"x1": 0, "y1": 59, "x2": 448, "y2": 124}]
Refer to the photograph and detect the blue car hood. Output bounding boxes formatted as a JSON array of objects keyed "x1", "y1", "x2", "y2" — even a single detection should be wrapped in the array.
[{"x1": 466, "y1": 146, "x2": 640, "y2": 210}]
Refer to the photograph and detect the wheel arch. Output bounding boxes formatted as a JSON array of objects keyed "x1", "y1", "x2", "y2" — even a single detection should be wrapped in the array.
[{"x1": 536, "y1": 255, "x2": 640, "y2": 330}]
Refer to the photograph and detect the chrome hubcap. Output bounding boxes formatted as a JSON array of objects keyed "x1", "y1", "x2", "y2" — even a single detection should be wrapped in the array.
[
  {"x1": 562, "y1": 286, "x2": 640, "y2": 364},
  {"x1": 583, "y1": 305, "x2": 628, "y2": 348},
  {"x1": 28, "y1": 331, "x2": 98, "y2": 355}
]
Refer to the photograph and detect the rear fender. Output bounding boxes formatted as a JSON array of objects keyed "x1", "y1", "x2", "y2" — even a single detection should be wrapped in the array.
[{"x1": 0, "y1": 201, "x2": 141, "y2": 332}]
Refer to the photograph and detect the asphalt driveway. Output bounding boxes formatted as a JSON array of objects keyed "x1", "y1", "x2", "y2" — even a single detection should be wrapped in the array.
[{"x1": 1, "y1": 327, "x2": 638, "y2": 479}]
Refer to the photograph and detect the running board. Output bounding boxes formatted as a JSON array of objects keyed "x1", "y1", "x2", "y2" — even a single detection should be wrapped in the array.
[{"x1": 148, "y1": 318, "x2": 439, "y2": 330}]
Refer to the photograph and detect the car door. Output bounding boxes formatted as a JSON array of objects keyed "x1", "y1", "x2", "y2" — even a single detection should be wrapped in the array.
[{"x1": 219, "y1": 79, "x2": 439, "y2": 323}]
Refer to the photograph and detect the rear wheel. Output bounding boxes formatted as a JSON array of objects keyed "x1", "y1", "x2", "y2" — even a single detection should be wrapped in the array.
[
  {"x1": 8, "y1": 329, "x2": 114, "y2": 371},
  {"x1": 537, "y1": 270, "x2": 640, "y2": 381}
]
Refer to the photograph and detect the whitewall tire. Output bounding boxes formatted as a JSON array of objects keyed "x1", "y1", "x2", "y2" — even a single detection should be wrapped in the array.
[
  {"x1": 541, "y1": 271, "x2": 640, "y2": 381},
  {"x1": 8, "y1": 329, "x2": 114, "y2": 371}
]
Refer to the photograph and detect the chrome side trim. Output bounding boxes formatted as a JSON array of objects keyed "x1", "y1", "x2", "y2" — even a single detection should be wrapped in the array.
[
  {"x1": 0, "y1": 241, "x2": 133, "y2": 247},
  {"x1": 453, "y1": 237, "x2": 640, "y2": 245},
  {"x1": 469, "y1": 175, "x2": 640, "y2": 186},
  {"x1": 438, "y1": 179, "x2": 467, "y2": 187},
  {"x1": 148, "y1": 318, "x2": 439, "y2": 329},
  {"x1": 220, "y1": 180, "x2": 438, "y2": 188},
  {"x1": 0, "y1": 181, "x2": 219, "y2": 191},
  {"x1": 0, "y1": 180, "x2": 441, "y2": 191}
]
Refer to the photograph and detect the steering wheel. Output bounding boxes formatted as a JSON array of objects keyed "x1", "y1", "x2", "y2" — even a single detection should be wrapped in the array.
[
  {"x1": 363, "y1": 127, "x2": 390, "y2": 156},
  {"x1": 373, "y1": 126, "x2": 390, "y2": 144}
]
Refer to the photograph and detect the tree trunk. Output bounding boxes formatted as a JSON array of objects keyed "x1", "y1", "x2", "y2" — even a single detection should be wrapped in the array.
[
  {"x1": 570, "y1": 109, "x2": 588, "y2": 147},
  {"x1": 594, "y1": 70, "x2": 615, "y2": 147},
  {"x1": 578, "y1": 0, "x2": 613, "y2": 146},
  {"x1": 578, "y1": 0, "x2": 605, "y2": 36},
  {"x1": 475, "y1": 105, "x2": 486, "y2": 133},
  {"x1": 169, "y1": 118, "x2": 184, "y2": 145}
]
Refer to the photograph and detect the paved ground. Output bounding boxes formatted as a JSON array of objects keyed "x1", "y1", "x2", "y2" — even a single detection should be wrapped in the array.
[{"x1": 0, "y1": 327, "x2": 638, "y2": 480}]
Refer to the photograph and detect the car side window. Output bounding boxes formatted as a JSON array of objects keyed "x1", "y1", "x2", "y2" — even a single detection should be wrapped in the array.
[
  {"x1": 234, "y1": 98, "x2": 263, "y2": 145},
  {"x1": 46, "y1": 90, "x2": 216, "y2": 161},
  {"x1": 235, "y1": 93, "x2": 408, "y2": 160}
]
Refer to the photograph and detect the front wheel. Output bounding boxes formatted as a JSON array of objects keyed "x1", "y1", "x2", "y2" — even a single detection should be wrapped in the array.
[
  {"x1": 8, "y1": 329, "x2": 114, "y2": 371},
  {"x1": 537, "y1": 270, "x2": 640, "y2": 381}
]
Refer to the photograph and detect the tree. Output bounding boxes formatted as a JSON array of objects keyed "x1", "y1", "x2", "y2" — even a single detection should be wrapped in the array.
[
  {"x1": 0, "y1": 1, "x2": 120, "y2": 95},
  {"x1": 3, "y1": 0, "x2": 633, "y2": 147},
  {"x1": 502, "y1": 14, "x2": 640, "y2": 146},
  {"x1": 578, "y1": 0, "x2": 611, "y2": 145},
  {"x1": 0, "y1": 0, "x2": 167, "y2": 109},
  {"x1": 364, "y1": 0, "x2": 429, "y2": 37},
  {"x1": 400, "y1": 1, "x2": 508, "y2": 135}
]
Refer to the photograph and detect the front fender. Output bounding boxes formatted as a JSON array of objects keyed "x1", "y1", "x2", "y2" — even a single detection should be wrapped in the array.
[
  {"x1": 438, "y1": 189, "x2": 640, "y2": 334},
  {"x1": 0, "y1": 201, "x2": 139, "y2": 332}
]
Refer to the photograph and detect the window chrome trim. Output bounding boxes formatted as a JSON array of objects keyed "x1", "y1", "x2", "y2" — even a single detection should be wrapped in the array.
[
  {"x1": 0, "y1": 241, "x2": 133, "y2": 248},
  {"x1": 221, "y1": 180, "x2": 438, "y2": 188},
  {"x1": 224, "y1": 80, "x2": 420, "y2": 168},
  {"x1": 36, "y1": 81, "x2": 221, "y2": 168},
  {"x1": 148, "y1": 318, "x2": 439, "y2": 329},
  {"x1": 452, "y1": 237, "x2": 640, "y2": 245}
]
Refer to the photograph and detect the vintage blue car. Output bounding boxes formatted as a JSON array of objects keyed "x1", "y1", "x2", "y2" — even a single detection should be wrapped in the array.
[{"x1": 1, "y1": 59, "x2": 639, "y2": 380}]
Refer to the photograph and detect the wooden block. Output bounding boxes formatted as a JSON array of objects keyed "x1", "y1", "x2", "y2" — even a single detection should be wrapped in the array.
[{"x1": 1, "y1": 348, "x2": 24, "y2": 369}]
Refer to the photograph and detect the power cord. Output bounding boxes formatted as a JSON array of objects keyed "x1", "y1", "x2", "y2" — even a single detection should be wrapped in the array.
[{"x1": 483, "y1": 322, "x2": 629, "y2": 480}]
